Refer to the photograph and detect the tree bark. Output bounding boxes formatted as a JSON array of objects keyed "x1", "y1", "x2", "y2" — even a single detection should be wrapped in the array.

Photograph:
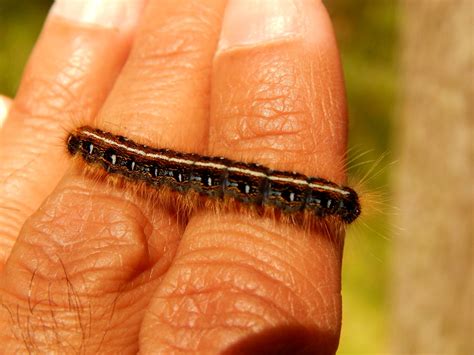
[{"x1": 392, "y1": 0, "x2": 473, "y2": 353}]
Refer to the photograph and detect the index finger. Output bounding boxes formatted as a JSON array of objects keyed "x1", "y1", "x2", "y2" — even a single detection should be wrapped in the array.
[{"x1": 141, "y1": 0, "x2": 348, "y2": 353}]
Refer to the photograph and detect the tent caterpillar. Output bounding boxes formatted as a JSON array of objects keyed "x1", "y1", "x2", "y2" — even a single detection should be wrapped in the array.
[{"x1": 67, "y1": 126, "x2": 361, "y2": 225}]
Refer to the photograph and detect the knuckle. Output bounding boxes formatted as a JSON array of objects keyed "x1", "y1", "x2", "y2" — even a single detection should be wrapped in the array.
[
  {"x1": 15, "y1": 51, "x2": 90, "y2": 118},
  {"x1": 132, "y1": 3, "x2": 218, "y2": 73},
  {"x1": 0, "y1": 178, "x2": 157, "y2": 351},
  {"x1": 141, "y1": 223, "x2": 340, "y2": 352},
  {"x1": 213, "y1": 54, "x2": 316, "y2": 160},
  {"x1": 0, "y1": 175, "x2": 172, "y2": 352},
  {"x1": 142, "y1": 253, "x2": 338, "y2": 352},
  {"x1": 222, "y1": 95, "x2": 310, "y2": 152},
  {"x1": 3, "y1": 178, "x2": 150, "y2": 301},
  {"x1": 142, "y1": 283, "x2": 280, "y2": 352},
  {"x1": 144, "y1": 220, "x2": 340, "y2": 333},
  {"x1": 136, "y1": 30, "x2": 205, "y2": 73}
]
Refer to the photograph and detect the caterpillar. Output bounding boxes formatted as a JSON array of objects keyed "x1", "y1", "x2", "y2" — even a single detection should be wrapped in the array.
[{"x1": 67, "y1": 126, "x2": 361, "y2": 225}]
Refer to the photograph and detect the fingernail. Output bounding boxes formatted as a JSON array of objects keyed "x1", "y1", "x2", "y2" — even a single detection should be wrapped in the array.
[
  {"x1": 50, "y1": 0, "x2": 147, "y2": 29},
  {"x1": 218, "y1": 0, "x2": 323, "y2": 51}
]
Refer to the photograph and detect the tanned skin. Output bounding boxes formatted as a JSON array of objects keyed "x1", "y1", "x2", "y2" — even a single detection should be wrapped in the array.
[{"x1": 0, "y1": 1, "x2": 348, "y2": 353}]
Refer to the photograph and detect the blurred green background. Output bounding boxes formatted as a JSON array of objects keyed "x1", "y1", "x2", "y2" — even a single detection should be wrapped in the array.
[
  {"x1": 326, "y1": 1, "x2": 396, "y2": 353},
  {"x1": 0, "y1": 0, "x2": 396, "y2": 353}
]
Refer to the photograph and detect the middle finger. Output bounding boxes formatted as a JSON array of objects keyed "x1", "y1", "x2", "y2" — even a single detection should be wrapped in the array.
[{"x1": 141, "y1": 0, "x2": 348, "y2": 352}]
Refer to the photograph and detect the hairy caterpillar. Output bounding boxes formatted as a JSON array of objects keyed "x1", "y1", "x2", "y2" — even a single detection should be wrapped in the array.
[{"x1": 67, "y1": 126, "x2": 361, "y2": 225}]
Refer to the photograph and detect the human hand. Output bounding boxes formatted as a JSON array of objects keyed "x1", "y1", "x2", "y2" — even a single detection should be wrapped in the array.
[{"x1": 0, "y1": 0, "x2": 348, "y2": 353}]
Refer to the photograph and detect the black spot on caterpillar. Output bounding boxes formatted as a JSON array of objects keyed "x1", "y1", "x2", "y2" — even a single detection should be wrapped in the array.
[{"x1": 67, "y1": 126, "x2": 361, "y2": 224}]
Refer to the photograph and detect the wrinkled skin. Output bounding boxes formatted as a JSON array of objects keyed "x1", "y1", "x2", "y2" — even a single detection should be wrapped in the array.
[{"x1": 0, "y1": 0, "x2": 348, "y2": 353}]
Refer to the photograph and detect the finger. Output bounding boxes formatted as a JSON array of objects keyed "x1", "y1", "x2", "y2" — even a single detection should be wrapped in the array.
[
  {"x1": 141, "y1": 0, "x2": 347, "y2": 353},
  {"x1": 0, "y1": 0, "x2": 145, "y2": 265},
  {"x1": 0, "y1": 95, "x2": 12, "y2": 128},
  {"x1": 97, "y1": 0, "x2": 226, "y2": 152},
  {"x1": 89, "y1": 0, "x2": 226, "y2": 280}
]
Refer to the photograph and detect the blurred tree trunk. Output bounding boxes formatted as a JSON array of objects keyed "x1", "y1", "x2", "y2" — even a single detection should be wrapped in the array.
[{"x1": 392, "y1": 0, "x2": 473, "y2": 353}]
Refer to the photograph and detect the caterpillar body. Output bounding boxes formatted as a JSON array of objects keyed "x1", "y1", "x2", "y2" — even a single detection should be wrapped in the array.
[{"x1": 67, "y1": 126, "x2": 361, "y2": 224}]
